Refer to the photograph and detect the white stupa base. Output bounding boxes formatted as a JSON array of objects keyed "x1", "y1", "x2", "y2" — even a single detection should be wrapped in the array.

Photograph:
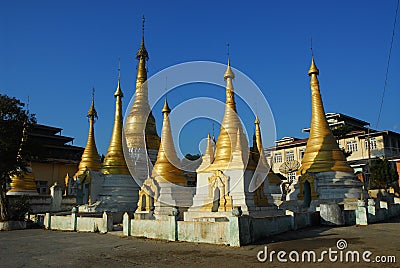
[
  {"x1": 185, "y1": 169, "x2": 284, "y2": 221},
  {"x1": 81, "y1": 173, "x2": 140, "y2": 213},
  {"x1": 154, "y1": 182, "x2": 194, "y2": 220},
  {"x1": 285, "y1": 171, "x2": 362, "y2": 212}
]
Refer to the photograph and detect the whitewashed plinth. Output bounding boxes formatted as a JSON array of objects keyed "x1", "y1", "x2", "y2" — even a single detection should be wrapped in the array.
[
  {"x1": 285, "y1": 171, "x2": 362, "y2": 212},
  {"x1": 154, "y1": 181, "x2": 194, "y2": 220},
  {"x1": 80, "y1": 173, "x2": 140, "y2": 213}
]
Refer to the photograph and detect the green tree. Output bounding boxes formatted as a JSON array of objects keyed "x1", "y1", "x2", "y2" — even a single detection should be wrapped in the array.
[
  {"x1": 0, "y1": 94, "x2": 36, "y2": 221},
  {"x1": 184, "y1": 153, "x2": 201, "y2": 161},
  {"x1": 331, "y1": 125, "x2": 353, "y2": 158},
  {"x1": 369, "y1": 158, "x2": 398, "y2": 189}
]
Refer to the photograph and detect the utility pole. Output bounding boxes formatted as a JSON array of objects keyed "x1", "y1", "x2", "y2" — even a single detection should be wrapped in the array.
[{"x1": 367, "y1": 124, "x2": 371, "y2": 191}]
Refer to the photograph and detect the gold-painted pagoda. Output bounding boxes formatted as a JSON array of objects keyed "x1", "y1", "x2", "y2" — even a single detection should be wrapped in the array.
[
  {"x1": 204, "y1": 59, "x2": 249, "y2": 172},
  {"x1": 74, "y1": 90, "x2": 102, "y2": 178},
  {"x1": 125, "y1": 17, "x2": 160, "y2": 163},
  {"x1": 152, "y1": 99, "x2": 186, "y2": 185},
  {"x1": 102, "y1": 68, "x2": 130, "y2": 175},
  {"x1": 8, "y1": 122, "x2": 38, "y2": 195},
  {"x1": 298, "y1": 56, "x2": 353, "y2": 174}
]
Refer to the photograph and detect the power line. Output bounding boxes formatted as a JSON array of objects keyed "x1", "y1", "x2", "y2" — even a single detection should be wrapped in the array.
[{"x1": 376, "y1": 0, "x2": 400, "y2": 128}]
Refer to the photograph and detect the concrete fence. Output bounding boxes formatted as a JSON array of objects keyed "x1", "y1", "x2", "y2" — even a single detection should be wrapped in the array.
[
  {"x1": 122, "y1": 210, "x2": 318, "y2": 247},
  {"x1": 356, "y1": 197, "x2": 400, "y2": 225},
  {"x1": 44, "y1": 210, "x2": 113, "y2": 233}
]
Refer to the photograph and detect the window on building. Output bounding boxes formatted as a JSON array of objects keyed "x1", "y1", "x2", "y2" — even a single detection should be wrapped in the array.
[
  {"x1": 286, "y1": 150, "x2": 295, "y2": 161},
  {"x1": 299, "y1": 149, "x2": 306, "y2": 160},
  {"x1": 346, "y1": 140, "x2": 358, "y2": 152},
  {"x1": 365, "y1": 137, "x2": 377, "y2": 150},
  {"x1": 274, "y1": 152, "x2": 282, "y2": 163},
  {"x1": 288, "y1": 172, "x2": 296, "y2": 183},
  {"x1": 36, "y1": 181, "x2": 48, "y2": 195}
]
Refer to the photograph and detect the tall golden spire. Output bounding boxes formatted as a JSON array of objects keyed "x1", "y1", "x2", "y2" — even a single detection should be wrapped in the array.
[
  {"x1": 102, "y1": 64, "x2": 130, "y2": 175},
  {"x1": 211, "y1": 58, "x2": 248, "y2": 170},
  {"x1": 253, "y1": 116, "x2": 279, "y2": 185},
  {"x1": 246, "y1": 116, "x2": 268, "y2": 171},
  {"x1": 152, "y1": 99, "x2": 186, "y2": 184},
  {"x1": 298, "y1": 56, "x2": 353, "y2": 174},
  {"x1": 125, "y1": 16, "x2": 160, "y2": 156},
  {"x1": 254, "y1": 116, "x2": 262, "y2": 154},
  {"x1": 254, "y1": 116, "x2": 269, "y2": 168},
  {"x1": 75, "y1": 89, "x2": 102, "y2": 177}
]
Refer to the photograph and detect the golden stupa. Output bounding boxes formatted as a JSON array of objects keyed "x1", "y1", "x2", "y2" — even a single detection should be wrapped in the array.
[
  {"x1": 74, "y1": 89, "x2": 102, "y2": 178},
  {"x1": 298, "y1": 56, "x2": 353, "y2": 174},
  {"x1": 8, "y1": 163, "x2": 38, "y2": 195},
  {"x1": 7, "y1": 123, "x2": 38, "y2": 195},
  {"x1": 254, "y1": 116, "x2": 281, "y2": 182},
  {"x1": 152, "y1": 99, "x2": 186, "y2": 184},
  {"x1": 207, "y1": 58, "x2": 248, "y2": 171},
  {"x1": 8, "y1": 124, "x2": 38, "y2": 195},
  {"x1": 125, "y1": 17, "x2": 160, "y2": 158},
  {"x1": 102, "y1": 67, "x2": 130, "y2": 175},
  {"x1": 253, "y1": 116, "x2": 269, "y2": 171}
]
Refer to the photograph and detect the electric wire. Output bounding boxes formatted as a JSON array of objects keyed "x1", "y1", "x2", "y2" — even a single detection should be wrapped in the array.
[{"x1": 376, "y1": 0, "x2": 399, "y2": 128}]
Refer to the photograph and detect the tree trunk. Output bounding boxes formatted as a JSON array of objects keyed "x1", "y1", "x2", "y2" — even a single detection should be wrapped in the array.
[{"x1": 0, "y1": 179, "x2": 9, "y2": 221}]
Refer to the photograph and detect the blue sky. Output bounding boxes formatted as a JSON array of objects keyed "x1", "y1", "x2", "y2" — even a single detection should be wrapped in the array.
[{"x1": 1, "y1": 1, "x2": 399, "y2": 157}]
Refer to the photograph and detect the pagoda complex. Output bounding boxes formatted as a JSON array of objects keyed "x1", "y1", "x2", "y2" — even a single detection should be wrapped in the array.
[{"x1": 73, "y1": 69, "x2": 140, "y2": 212}]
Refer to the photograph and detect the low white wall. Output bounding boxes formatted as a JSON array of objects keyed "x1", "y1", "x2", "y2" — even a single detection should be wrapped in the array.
[
  {"x1": 238, "y1": 215, "x2": 292, "y2": 245},
  {"x1": 44, "y1": 211, "x2": 112, "y2": 233},
  {"x1": 130, "y1": 218, "x2": 175, "y2": 241},
  {"x1": 76, "y1": 214, "x2": 112, "y2": 233},
  {"x1": 178, "y1": 221, "x2": 230, "y2": 245},
  {"x1": 46, "y1": 215, "x2": 74, "y2": 231},
  {"x1": 123, "y1": 211, "x2": 316, "y2": 247},
  {"x1": 356, "y1": 198, "x2": 400, "y2": 225}
]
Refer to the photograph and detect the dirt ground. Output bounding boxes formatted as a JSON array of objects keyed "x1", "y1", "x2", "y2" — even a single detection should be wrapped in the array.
[{"x1": 0, "y1": 218, "x2": 399, "y2": 268}]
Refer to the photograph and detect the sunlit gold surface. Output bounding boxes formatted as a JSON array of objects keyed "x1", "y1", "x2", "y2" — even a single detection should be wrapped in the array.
[
  {"x1": 125, "y1": 32, "x2": 160, "y2": 156},
  {"x1": 207, "y1": 59, "x2": 248, "y2": 171},
  {"x1": 9, "y1": 163, "x2": 38, "y2": 194},
  {"x1": 254, "y1": 115, "x2": 269, "y2": 170},
  {"x1": 102, "y1": 75, "x2": 130, "y2": 175},
  {"x1": 252, "y1": 116, "x2": 279, "y2": 181},
  {"x1": 298, "y1": 56, "x2": 353, "y2": 174},
  {"x1": 74, "y1": 96, "x2": 101, "y2": 177},
  {"x1": 8, "y1": 122, "x2": 38, "y2": 194},
  {"x1": 152, "y1": 99, "x2": 186, "y2": 184}
]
